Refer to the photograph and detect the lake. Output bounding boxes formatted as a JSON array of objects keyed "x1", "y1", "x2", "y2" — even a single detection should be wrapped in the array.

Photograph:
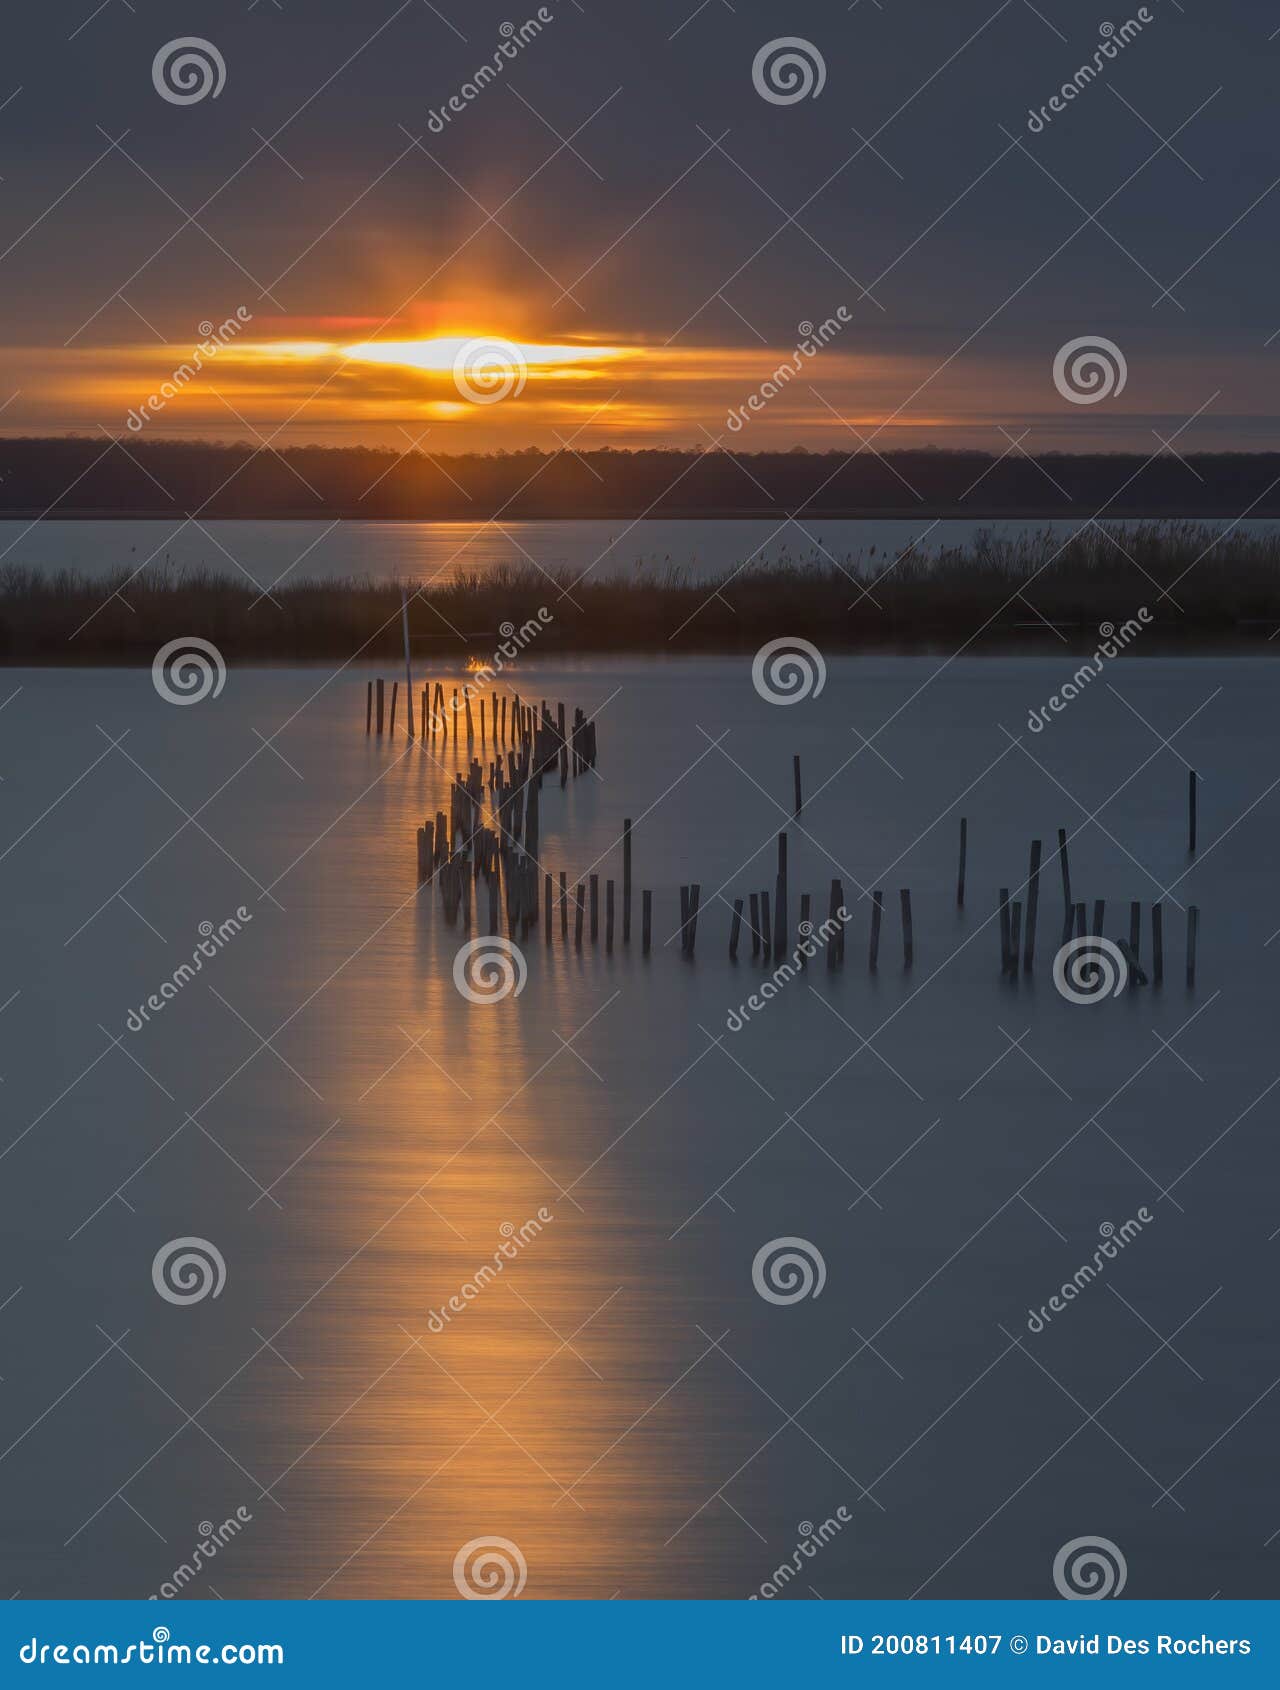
[
  {"x1": 3, "y1": 515, "x2": 1280, "y2": 589},
  {"x1": 0, "y1": 651, "x2": 1274, "y2": 1599}
]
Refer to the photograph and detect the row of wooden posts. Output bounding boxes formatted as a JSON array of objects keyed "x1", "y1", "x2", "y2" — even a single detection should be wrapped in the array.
[
  {"x1": 367, "y1": 675, "x2": 598, "y2": 774},
  {"x1": 990, "y1": 823, "x2": 1199, "y2": 986}
]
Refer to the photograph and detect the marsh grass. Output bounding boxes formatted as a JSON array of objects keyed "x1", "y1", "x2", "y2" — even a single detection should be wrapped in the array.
[{"x1": 2, "y1": 522, "x2": 1278, "y2": 661}]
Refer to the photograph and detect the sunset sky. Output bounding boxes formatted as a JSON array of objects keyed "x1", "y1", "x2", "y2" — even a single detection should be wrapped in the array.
[{"x1": 1, "y1": 0, "x2": 1277, "y2": 453}]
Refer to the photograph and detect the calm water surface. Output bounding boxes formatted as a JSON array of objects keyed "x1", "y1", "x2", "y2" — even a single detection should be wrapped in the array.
[
  {"x1": 0, "y1": 654, "x2": 1275, "y2": 1598},
  {"x1": 3, "y1": 516, "x2": 1279, "y2": 587}
]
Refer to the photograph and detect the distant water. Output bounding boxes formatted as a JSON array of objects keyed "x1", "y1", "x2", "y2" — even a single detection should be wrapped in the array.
[
  {"x1": 0, "y1": 515, "x2": 1276, "y2": 589},
  {"x1": 0, "y1": 654, "x2": 1275, "y2": 1598}
]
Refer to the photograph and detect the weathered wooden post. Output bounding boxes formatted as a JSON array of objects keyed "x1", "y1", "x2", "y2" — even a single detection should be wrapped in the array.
[
  {"x1": 729, "y1": 898, "x2": 743, "y2": 960},
  {"x1": 1024, "y1": 839, "x2": 1041, "y2": 973},
  {"x1": 870, "y1": 890, "x2": 883, "y2": 972},
  {"x1": 623, "y1": 818, "x2": 633, "y2": 944},
  {"x1": 390, "y1": 681, "x2": 398, "y2": 735}
]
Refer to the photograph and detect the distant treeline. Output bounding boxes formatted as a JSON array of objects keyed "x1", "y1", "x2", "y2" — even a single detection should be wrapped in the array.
[
  {"x1": 5, "y1": 436, "x2": 1280, "y2": 518},
  {"x1": 4, "y1": 523, "x2": 1280, "y2": 661}
]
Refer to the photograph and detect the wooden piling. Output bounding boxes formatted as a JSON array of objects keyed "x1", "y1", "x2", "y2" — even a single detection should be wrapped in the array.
[
  {"x1": 1008, "y1": 901, "x2": 1023, "y2": 977},
  {"x1": 1152, "y1": 901, "x2": 1164, "y2": 984},
  {"x1": 642, "y1": 889, "x2": 652, "y2": 956},
  {"x1": 870, "y1": 890, "x2": 883, "y2": 971},
  {"x1": 1074, "y1": 902, "x2": 1086, "y2": 940},
  {"x1": 1187, "y1": 905, "x2": 1198, "y2": 985},
  {"x1": 1092, "y1": 899, "x2": 1105, "y2": 938},
  {"x1": 957, "y1": 816, "x2": 967, "y2": 908},
  {"x1": 900, "y1": 888, "x2": 914, "y2": 969},
  {"x1": 623, "y1": 818, "x2": 632, "y2": 944},
  {"x1": 390, "y1": 681, "x2": 398, "y2": 735},
  {"x1": 687, "y1": 883, "x2": 701, "y2": 956},
  {"x1": 1024, "y1": 839, "x2": 1041, "y2": 973},
  {"x1": 729, "y1": 898, "x2": 743, "y2": 960}
]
